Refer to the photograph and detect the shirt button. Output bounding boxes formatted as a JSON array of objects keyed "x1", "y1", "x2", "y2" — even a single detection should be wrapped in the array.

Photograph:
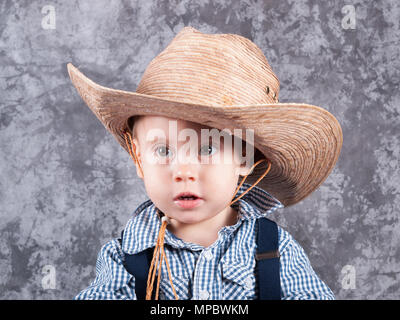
[
  {"x1": 199, "y1": 290, "x2": 210, "y2": 300},
  {"x1": 203, "y1": 249, "x2": 213, "y2": 261},
  {"x1": 244, "y1": 276, "x2": 253, "y2": 290}
]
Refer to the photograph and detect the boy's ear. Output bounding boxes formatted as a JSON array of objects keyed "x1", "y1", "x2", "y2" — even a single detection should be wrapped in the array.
[
  {"x1": 235, "y1": 144, "x2": 254, "y2": 177},
  {"x1": 131, "y1": 138, "x2": 144, "y2": 179},
  {"x1": 234, "y1": 139, "x2": 255, "y2": 177},
  {"x1": 235, "y1": 160, "x2": 254, "y2": 177}
]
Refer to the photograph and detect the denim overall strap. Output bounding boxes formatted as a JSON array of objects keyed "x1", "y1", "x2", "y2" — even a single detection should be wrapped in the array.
[
  {"x1": 120, "y1": 217, "x2": 281, "y2": 300},
  {"x1": 256, "y1": 217, "x2": 281, "y2": 300},
  {"x1": 119, "y1": 230, "x2": 155, "y2": 300}
]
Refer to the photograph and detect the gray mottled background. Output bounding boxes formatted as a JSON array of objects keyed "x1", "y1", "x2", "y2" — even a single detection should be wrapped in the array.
[{"x1": 0, "y1": 0, "x2": 399, "y2": 300}]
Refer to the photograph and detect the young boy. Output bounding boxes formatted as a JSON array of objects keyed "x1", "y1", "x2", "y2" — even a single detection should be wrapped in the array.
[{"x1": 67, "y1": 26, "x2": 342, "y2": 300}]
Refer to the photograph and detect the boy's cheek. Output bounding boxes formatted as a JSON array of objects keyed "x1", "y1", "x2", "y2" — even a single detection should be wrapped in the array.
[{"x1": 141, "y1": 166, "x2": 167, "y2": 182}]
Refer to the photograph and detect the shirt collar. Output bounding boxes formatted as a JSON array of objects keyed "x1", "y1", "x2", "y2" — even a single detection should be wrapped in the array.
[
  {"x1": 121, "y1": 183, "x2": 284, "y2": 254},
  {"x1": 232, "y1": 182, "x2": 284, "y2": 219}
]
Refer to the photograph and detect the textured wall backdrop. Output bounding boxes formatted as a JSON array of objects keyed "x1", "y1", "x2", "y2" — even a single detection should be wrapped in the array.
[{"x1": 0, "y1": 0, "x2": 399, "y2": 299}]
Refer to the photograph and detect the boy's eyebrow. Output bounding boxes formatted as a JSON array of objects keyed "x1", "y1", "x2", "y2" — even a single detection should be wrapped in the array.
[
  {"x1": 146, "y1": 136, "x2": 168, "y2": 144},
  {"x1": 145, "y1": 133, "x2": 224, "y2": 144}
]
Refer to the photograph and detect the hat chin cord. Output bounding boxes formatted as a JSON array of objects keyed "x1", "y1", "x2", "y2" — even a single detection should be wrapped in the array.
[{"x1": 123, "y1": 130, "x2": 271, "y2": 300}]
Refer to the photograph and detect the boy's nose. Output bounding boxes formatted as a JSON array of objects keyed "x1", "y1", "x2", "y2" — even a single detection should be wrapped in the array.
[{"x1": 173, "y1": 164, "x2": 198, "y2": 182}]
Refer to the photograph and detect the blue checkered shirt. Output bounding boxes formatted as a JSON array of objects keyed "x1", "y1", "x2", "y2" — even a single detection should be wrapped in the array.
[{"x1": 74, "y1": 183, "x2": 335, "y2": 300}]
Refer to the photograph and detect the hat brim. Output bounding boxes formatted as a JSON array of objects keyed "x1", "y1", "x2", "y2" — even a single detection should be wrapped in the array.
[{"x1": 67, "y1": 63, "x2": 343, "y2": 207}]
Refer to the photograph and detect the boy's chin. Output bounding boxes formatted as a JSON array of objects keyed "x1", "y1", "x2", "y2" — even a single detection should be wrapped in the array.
[{"x1": 168, "y1": 210, "x2": 210, "y2": 225}]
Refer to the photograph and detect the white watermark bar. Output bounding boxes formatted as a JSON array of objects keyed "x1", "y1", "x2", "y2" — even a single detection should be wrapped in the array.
[
  {"x1": 41, "y1": 5, "x2": 56, "y2": 30},
  {"x1": 341, "y1": 4, "x2": 356, "y2": 30},
  {"x1": 41, "y1": 264, "x2": 56, "y2": 290},
  {"x1": 143, "y1": 120, "x2": 255, "y2": 168},
  {"x1": 150, "y1": 302, "x2": 249, "y2": 317},
  {"x1": 341, "y1": 265, "x2": 356, "y2": 290}
]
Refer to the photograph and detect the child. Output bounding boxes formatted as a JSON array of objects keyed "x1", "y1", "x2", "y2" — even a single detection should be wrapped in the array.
[{"x1": 67, "y1": 26, "x2": 342, "y2": 300}]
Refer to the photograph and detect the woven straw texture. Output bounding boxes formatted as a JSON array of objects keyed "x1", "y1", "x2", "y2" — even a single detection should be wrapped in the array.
[{"x1": 67, "y1": 26, "x2": 343, "y2": 207}]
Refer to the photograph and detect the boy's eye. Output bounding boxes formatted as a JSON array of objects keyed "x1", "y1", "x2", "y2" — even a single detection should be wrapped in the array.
[
  {"x1": 155, "y1": 145, "x2": 172, "y2": 157},
  {"x1": 199, "y1": 144, "x2": 217, "y2": 156}
]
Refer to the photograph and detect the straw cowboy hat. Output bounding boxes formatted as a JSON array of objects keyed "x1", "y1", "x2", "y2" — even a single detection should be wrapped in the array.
[{"x1": 67, "y1": 26, "x2": 343, "y2": 207}]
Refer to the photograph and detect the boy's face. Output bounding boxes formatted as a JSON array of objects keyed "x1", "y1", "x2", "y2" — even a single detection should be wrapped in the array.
[{"x1": 131, "y1": 115, "x2": 253, "y2": 226}]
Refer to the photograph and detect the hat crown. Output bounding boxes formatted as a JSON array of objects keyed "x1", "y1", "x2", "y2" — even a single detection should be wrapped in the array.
[{"x1": 136, "y1": 27, "x2": 280, "y2": 106}]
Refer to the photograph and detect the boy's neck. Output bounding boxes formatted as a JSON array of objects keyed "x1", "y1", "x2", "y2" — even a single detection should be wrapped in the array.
[{"x1": 167, "y1": 206, "x2": 239, "y2": 248}]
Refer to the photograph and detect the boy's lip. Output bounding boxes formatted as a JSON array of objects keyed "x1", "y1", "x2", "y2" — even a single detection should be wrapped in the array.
[
  {"x1": 174, "y1": 198, "x2": 203, "y2": 209},
  {"x1": 173, "y1": 192, "x2": 202, "y2": 201}
]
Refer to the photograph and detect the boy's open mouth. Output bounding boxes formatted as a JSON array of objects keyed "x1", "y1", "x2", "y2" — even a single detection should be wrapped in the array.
[
  {"x1": 173, "y1": 192, "x2": 201, "y2": 200},
  {"x1": 173, "y1": 192, "x2": 203, "y2": 209},
  {"x1": 177, "y1": 195, "x2": 198, "y2": 200}
]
